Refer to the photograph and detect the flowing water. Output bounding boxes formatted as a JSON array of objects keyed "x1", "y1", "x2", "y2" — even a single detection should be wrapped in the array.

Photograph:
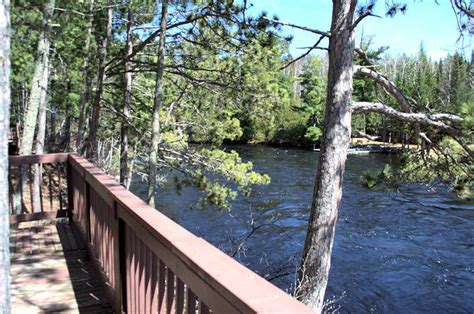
[{"x1": 131, "y1": 145, "x2": 474, "y2": 313}]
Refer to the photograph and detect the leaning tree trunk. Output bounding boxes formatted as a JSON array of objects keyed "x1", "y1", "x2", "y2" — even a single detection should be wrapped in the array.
[
  {"x1": 297, "y1": 1, "x2": 356, "y2": 312},
  {"x1": 75, "y1": 0, "x2": 94, "y2": 152},
  {"x1": 147, "y1": 0, "x2": 168, "y2": 207},
  {"x1": 19, "y1": 0, "x2": 54, "y2": 156},
  {"x1": 85, "y1": 0, "x2": 112, "y2": 160},
  {"x1": 0, "y1": 0, "x2": 11, "y2": 310},
  {"x1": 120, "y1": 0, "x2": 133, "y2": 188}
]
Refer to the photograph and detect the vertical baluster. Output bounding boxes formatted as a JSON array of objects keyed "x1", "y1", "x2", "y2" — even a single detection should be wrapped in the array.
[
  {"x1": 139, "y1": 237, "x2": 145, "y2": 314},
  {"x1": 117, "y1": 217, "x2": 127, "y2": 313},
  {"x1": 126, "y1": 225, "x2": 132, "y2": 314},
  {"x1": 66, "y1": 161, "x2": 73, "y2": 219},
  {"x1": 145, "y1": 245, "x2": 151, "y2": 314},
  {"x1": 39, "y1": 163, "x2": 44, "y2": 212},
  {"x1": 133, "y1": 231, "x2": 139, "y2": 314},
  {"x1": 8, "y1": 166, "x2": 13, "y2": 213},
  {"x1": 58, "y1": 163, "x2": 63, "y2": 211},
  {"x1": 158, "y1": 261, "x2": 167, "y2": 313},
  {"x1": 166, "y1": 268, "x2": 176, "y2": 313},
  {"x1": 177, "y1": 278, "x2": 184, "y2": 314},
  {"x1": 48, "y1": 165, "x2": 53, "y2": 211},
  {"x1": 199, "y1": 302, "x2": 210, "y2": 314},
  {"x1": 130, "y1": 229, "x2": 136, "y2": 313},
  {"x1": 28, "y1": 164, "x2": 34, "y2": 213},
  {"x1": 19, "y1": 165, "x2": 24, "y2": 214},
  {"x1": 187, "y1": 289, "x2": 196, "y2": 314},
  {"x1": 151, "y1": 254, "x2": 159, "y2": 312}
]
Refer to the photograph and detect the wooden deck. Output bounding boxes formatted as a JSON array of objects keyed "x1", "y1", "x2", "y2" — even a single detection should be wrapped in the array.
[
  {"x1": 8, "y1": 153, "x2": 312, "y2": 313},
  {"x1": 10, "y1": 221, "x2": 113, "y2": 313}
]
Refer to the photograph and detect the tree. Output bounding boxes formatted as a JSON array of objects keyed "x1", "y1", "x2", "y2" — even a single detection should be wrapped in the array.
[
  {"x1": 19, "y1": 0, "x2": 54, "y2": 155},
  {"x1": 147, "y1": 0, "x2": 168, "y2": 207},
  {"x1": 264, "y1": 1, "x2": 471, "y2": 311},
  {"x1": 120, "y1": 0, "x2": 133, "y2": 189},
  {"x1": 85, "y1": 0, "x2": 113, "y2": 159},
  {"x1": 296, "y1": 2, "x2": 357, "y2": 310},
  {"x1": 75, "y1": 0, "x2": 95, "y2": 152},
  {"x1": 0, "y1": 0, "x2": 10, "y2": 310},
  {"x1": 298, "y1": 56, "x2": 326, "y2": 146}
]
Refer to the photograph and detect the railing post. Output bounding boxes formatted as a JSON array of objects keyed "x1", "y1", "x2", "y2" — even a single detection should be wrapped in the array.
[
  {"x1": 66, "y1": 157, "x2": 74, "y2": 223},
  {"x1": 85, "y1": 180, "x2": 91, "y2": 243},
  {"x1": 113, "y1": 202, "x2": 125, "y2": 312}
]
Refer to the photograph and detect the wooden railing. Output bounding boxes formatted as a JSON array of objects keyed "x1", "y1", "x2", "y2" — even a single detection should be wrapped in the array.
[
  {"x1": 8, "y1": 153, "x2": 70, "y2": 224},
  {"x1": 9, "y1": 153, "x2": 313, "y2": 313}
]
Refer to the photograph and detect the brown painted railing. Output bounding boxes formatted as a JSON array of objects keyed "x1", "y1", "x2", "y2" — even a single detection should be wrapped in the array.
[
  {"x1": 8, "y1": 153, "x2": 70, "y2": 224},
  {"x1": 9, "y1": 153, "x2": 313, "y2": 313}
]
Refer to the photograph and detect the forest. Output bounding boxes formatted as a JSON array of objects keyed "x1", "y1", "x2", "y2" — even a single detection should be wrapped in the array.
[
  {"x1": 9, "y1": 1, "x2": 473, "y2": 204},
  {"x1": 1, "y1": 0, "x2": 473, "y2": 312}
]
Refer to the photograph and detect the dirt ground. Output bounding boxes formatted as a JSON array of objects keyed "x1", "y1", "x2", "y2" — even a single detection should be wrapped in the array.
[{"x1": 350, "y1": 137, "x2": 418, "y2": 149}]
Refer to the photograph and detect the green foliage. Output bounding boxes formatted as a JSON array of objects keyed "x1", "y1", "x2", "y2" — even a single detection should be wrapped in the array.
[
  {"x1": 360, "y1": 164, "x2": 395, "y2": 189},
  {"x1": 292, "y1": 56, "x2": 326, "y2": 145},
  {"x1": 10, "y1": 0, "x2": 473, "y2": 206},
  {"x1": 185, "y1": 149, "x2": 270, "y2": 210},
  {"x1": 304, "y1": 126, "x2": 322, "y2": 142},
  {"x1": 238, "y1": 33, "x2": 293, "y2": 143},
  {"x1": 398, "y1": 145, "x2": 472, "y2": 198}
]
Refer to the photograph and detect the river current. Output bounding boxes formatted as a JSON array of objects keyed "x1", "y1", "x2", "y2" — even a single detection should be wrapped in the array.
[{"x1": 131, "y1": 145, "x2": 474, "y2": 313}]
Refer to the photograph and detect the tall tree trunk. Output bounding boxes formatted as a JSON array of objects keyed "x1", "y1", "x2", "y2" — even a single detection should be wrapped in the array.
[
  {"x1": 62, "y1": 114, "x2": 71, "y2": 151},
  {"x1": 0, "y1": 0, "x2": 11, "y2": 310},
  {"x1": 17, "y1": 0, "x2": 53, "y2": 215},
  {"x1": 147, "y1": 0, "x2": 168, "y2": 207},
  {"x1": 297, "y1": 1, "x2": 356, "y2": 312},
  {"x1": 85, "y1": 0, "x2": 112, "y2": 159},
  {"x1": 75, "y1": 0, "x2": 94, "y2": 152},
  {"x1": 18, "y1": 0, "x2": 54, "y2": 156},
  {"x1": 32, "y1": 67, "x2": 48, "y2": 213},
  {"x1": 120, "y1": 0, "x2": 133, "y2": 188},
  {"x1": 49, "y1": 109, "x2": 56, "y2": 148}
]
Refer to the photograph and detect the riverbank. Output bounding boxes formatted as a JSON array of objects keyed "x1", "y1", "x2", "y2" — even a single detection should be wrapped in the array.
[
  {"x1": 223, "y1": 137, "x2": 418, "y2": 153},
  {"x1": 347, "y1": 137, "x2": 417, "y2": 154}
]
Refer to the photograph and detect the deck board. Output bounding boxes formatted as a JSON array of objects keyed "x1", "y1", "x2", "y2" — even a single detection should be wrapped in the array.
[{"x1": 10, "y1": 221, "x2": 113, "y2": 313}]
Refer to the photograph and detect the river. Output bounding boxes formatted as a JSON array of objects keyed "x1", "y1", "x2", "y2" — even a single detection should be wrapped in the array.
[{"x1": 131, "y1": 145, "x2": 474, "y2": 313}]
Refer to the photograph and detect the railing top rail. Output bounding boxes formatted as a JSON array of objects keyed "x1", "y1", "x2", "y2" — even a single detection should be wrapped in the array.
[
  {"x1": 9, "y1": 153, "x2": 70, "y2": 166},
  {"x1": 69, "y1": 153, "x2": 313, "y2": 313}
]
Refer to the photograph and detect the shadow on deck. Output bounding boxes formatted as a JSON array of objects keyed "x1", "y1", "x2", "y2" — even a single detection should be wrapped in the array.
[{"x1": 10, "y1": 220, "x2": 113, "y2": 313}]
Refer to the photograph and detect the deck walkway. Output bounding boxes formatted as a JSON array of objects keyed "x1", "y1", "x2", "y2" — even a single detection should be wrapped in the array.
[{"x1": 10, "y1": 221, "x2": 113, "y2": 313}]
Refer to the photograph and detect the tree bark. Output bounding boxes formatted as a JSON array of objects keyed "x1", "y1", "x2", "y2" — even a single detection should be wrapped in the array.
[
  {"x1": 147, "y1": 0, "x2": 168, "y2": 207},
  {"x1": 352, "y1": 101, "x2": 461, "y2": 134},
  {"x1": 32, "y1": 66, "x2": 49, "y2": 213},
  {"x1": 19, "y1": 0, "x2": 54, "y2": 155},
  {"x1": 75, "y1": 0, "x2": 94, "y2": 152},
  {"x1": 85, "y1": 0, "x2": 112, "y2": 159},
  {"x1": 49, "y1": 109, "x2": 56, "y2": 148},
  {"x1": 0, "y1": 0, "x2": 10, "y2": 310},
  {"x1": 120, "y1": 0, "x2": 133, "y2": 188},
  {"x1": 61, "y1": 114, "x2": 71, "y2": 151},
  {"x1": 297, "y1": 1, "x2": 356, "y2": 312}
]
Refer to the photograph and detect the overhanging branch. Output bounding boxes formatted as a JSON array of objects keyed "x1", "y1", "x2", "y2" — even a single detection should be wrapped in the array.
[
  {"x1": 261, "y1": 16, "x2": 330, "y2": 37},
  {"x1": 351, "y1": 101, "x2": 461, "y2": 135}
]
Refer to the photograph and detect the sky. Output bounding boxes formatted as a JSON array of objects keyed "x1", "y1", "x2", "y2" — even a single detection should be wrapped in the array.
[{"x1": 246, "y1": 0, "x2": 472, "y2": 61}]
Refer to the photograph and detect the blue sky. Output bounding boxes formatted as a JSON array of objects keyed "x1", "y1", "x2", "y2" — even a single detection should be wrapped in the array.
[{"x1": 247, "y1": 0, "x2": 471, "y2": 60}]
